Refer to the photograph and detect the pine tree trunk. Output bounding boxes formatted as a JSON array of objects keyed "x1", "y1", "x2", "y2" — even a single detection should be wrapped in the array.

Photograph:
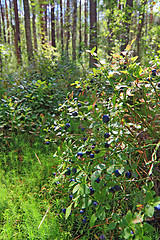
[
  {"x1": 60, "y1": 0, "x2": 64, "y2": 54},
  {"x1": 13, "y1": 0, "x2": 22, "y2": 65},
  {"x1": 65, "y1": 0, "x2": 70, "y2": 55},
  {"x1": 79, "y1": 0, "x2": 82, "y2": 57},
  {"x1": 0, "y1": 0, "x2": 2, "y2": 73},
  {"x1": 5, "y1": 0, "x2": 10, "y2": 44},
  {"x1": 31, "y1": 0, "x2": 38, "y2": 52},
  {"x1": 23, "y1": 0, "x2": 33, "y2": 61},
  {"x1": 51, "y1": 0, "x2": 56, "y2": 48},
  {"x1": 90, "y1": 0, "x2": 97, "y2": 67},
  {"x1": 0, "y1": 2, "x2": 6, "y2": 42},
  {"x1": 84, "y1": 0, "x2": 88, "y2": 48},
  {"x1": 72, "y1": 0, "x2": 77, "y2": 61}
]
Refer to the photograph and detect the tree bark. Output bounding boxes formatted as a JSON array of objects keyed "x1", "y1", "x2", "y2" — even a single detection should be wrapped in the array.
[
  {"x1": 79, "y1": 0, "x2": 82, "y2": 57},
  {"x1": 0, "y1": 2, "x2": 6, "y2": 42},
  {"x1": 23, "y1": 0, "x2": 33, "y2": 61},
  {"x1": 5, "y1": 0, "x2": 10, "y2": 44},
  {"x1": 13, "y1": 0, "x2": 22, "y2": 65},
  {"x1": 60, "y1": 0, "x2": 64, "y2": 54},
  {"x1": 72, "y1": 0, "x2": 77, "y2": 61},
  {"x1": 84, "y1": 0, "x2": 88, "y2": 48},
  {"x1": 51, "y1": 0, "x2": 56, "y2": 48},
  {"x1": 65, "y1": 0, "x2": 70, "y2": 55},
  {"x1": 90, "y1": 0, "x2": 97, "y2": 67},
  {"x1": 0, "y1": 0, "x2": 2, "y2": 73},
  {"x1": 31, "y1": 0, "x2": 38, "y2": 52}
]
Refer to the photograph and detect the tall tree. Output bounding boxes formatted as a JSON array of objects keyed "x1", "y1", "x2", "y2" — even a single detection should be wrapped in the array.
[
  {"x1": 120, "y1": 0, "x2": 133, "y2": 52},
  {"x1": 5, "y1": 0, "x2": 10, "y2": 44},
  {"x1": 51, "y1": 0, "x2": 56, "y2": 48},
  {"x1": 84, "y1": 0, "x2": 88, "y2": 48},
  {"x1": 90, "y1": 0, "x2": 97, "y2": 67},
  {"x1": 60, "y1": 0, "x2": 64, "y2": 54},
  {"x1": 0, "y1": 2, "x2": 6, "y2": 42},
  {"x1": 23, "y1": 0, "x2": 33, "y2": 61},
  {"x1": 44, "y1": 4, "x2": 48, "y2": 38},
  {"x1": 79, "y1": 0, "x2": 82, "y2": 57},
  {"x1": 65, "y1": 0, "x2": 70, "y2": 55},
  {"x1": 72, "y1": 0, "x2": 77, "y2": 61},
  {"x1": 31, "y1": 0, "x2": 38, "y2": 51},
  {"x1": 13, "y1": 0, "x2": 22, "y2": 65},
  {"x1": 40, "y1": 0, "x2": 45, "y2": 45},
  {"x1": 0, "y1": 0, "x2": 2, "y2": 73}
]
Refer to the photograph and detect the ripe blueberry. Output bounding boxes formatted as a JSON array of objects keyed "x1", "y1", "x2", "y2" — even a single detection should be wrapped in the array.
[
  {"x1": 74, "y1": 97, "x2": 78, "y2": 101},
  {"x1": 77, "y1": 152, "x2": 83, "y2": 157},
  {"x1": 72, "y1": 111, "x2": 78, "y2": 116},
  {"x1": 80, "y1": 209, "x2": 84, "y2": 214},
  {"x1": 69, "y1": 179, "x2": 75, "y2": 182},
  {"x1": 114, "y1": 169, "x2": 121, "y2": 177},
  {"x1": 83, "y1": 137, "x2": 87, "y2": 142},
  {"x1": 157, "y1": 82, "x2": 160, "y2": 88},
  {"x1": 89, "y1": 187, "x2": 94, "y2": 195},
  {"x1": 72, "y1": 168, "x2": 77, "y2": 174},
  {"x1": 125, "y1": 172, "x2": 131, "y2": 179},
  {"x1": 104, "y1": 133, "x2": 110, "y2": 138},
  {"x1": 86, "y1": 151, "x2": 91, "y2": 155},
  {"x1": 77, "y1": 103, "x2": 81, "y2": 107},
  {"x1": 55, "y1": 181, "x2": 60, "y2": 185},
  {"x1": 152, "y1": 69, "x2": 156, "y2": 76},
  {"x1": 69, "y1": 195, "x2": 73, "y2": 199},
  {"x1": 95, "y1": 177, "x2": 100, "y2": 183},
  {"x1": 62, "y1": 208, "x2": 66, "y2": 214},
  {"x1": 93, "y1": 201, "x2": 98, "y2": 206},
  {"x1": 154, "y1": 204, "x2": 160, "y2": 211},
  {"x1": 100, "y1": 235, "x2": 106, "y2": 240},
  {"x1": 105, "y1": 142, "x2": 110, "y2": 148},
  {"x1": 53, "y1": 172, "x2": 56, "y2": 176},
  {"x1": 65, "y1": 123, "x2": 70, "y2": 128},
  {"x1": 102, "y1": 115, "x2": 110, "y2": 123},
  {"x1": 45, "y1": 141, "x2": 50, "y2": 145},
  {"x1": 65, "y1": 168, "x2": 71, "y2": 175},
  {"x1": 90, "y1": 153, "x2": 94, "y2": 158}
]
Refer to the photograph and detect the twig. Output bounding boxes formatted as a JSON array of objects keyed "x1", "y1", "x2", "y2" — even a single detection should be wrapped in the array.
[
  {"x1": 38, "y1": 205, "x2": 51, "y2": 229},
  {"x1": 35, "y1": 153, "x2": 41, "y2": 165}
]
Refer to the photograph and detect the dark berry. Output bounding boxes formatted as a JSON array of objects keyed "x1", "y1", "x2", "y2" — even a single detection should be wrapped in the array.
[
  {"x1": 74, "y1": 97, "x2": 78, "y2": 101},
  {"x1": 81, "y1": 127, "x2": 85, "y2": 131},
  {"x1": 45, "y1": 141, "x2": 50, "y2": 145},
  {"x1": 69, "y1": 195, "x2": 73, "y2": 199},
  {"x1": 87, "y1": 86, "x2": 90, "y2": 90},
  {"x1": 104, "y1": 133, "x2": 110, "y2": 138},
  {"x1": 93, "y1": 201, "x2": 98, "y2": 206},
  {"x1": 89, "y1": 187, "x2": 94, "y2": 195},
  {"x1": 65, "y1": 123, "x2": 70, "y2": 128},
  {"x1": 125, "y1": 172, "x2": 131, "y2": 179},
  {"x1": 157, "y1": 82, "x2": 160, "y2": 88},
  {"x1": 62, "y1": 208, "x2": 66, "y2": 214},
  {"x1": 90, "y1": 153, "x2": 94, "y2": 158},
  {"x1": 95, "y1": 177, "x2": 100, "y2": 183},
  {"x1": 65, "y1": 168, "x2": 71, "y2": 176},
  {"x1": 100, "y1": 235, "x2": 106, "y2": 240},
  {"x1": 105, "y1": 142, "x2": 110, "y2": 148},
  {"x1": 77, "y1": 103, "x2": 81, "y2": 107},
  {"x1": 55, "y1": 181, "x2": 60, "y2": 185},
  {"x1": 82, "y1": 217, "x2": 87, "y2": 224},
  {"x1": 53, "y1": 172, "x2": 56, "y2": 176},
  {"x1": 86, "y1": 151, "x2": 91, "y2": 155},
  {"x1": 83, "y1": 137, "x2": 87, "y2": 142},
  {"x1": 69, "y1": 179, "x2": 75, "y2": 182},
  {"x1": 77, "y1": 152, "x2": 83, "y2": 157},
  {"x1": 80, "y1": 209, "x2": 84, "y2": 214},
  {"x1": 114, "y1": 185, "x2": 121, "y2": 192},
  {"x1": 95, "y1": 149, "x2": 100, "y2": 154},
  {"x1": 102, "y1": 115, "x2": 110, "y2": 123},
  {"x1": 72, "y1": 168, "x2": 77, "y2": 174},
  {"x1": 72, "y1": 111, "x2": 78, "y2": 116},
  {"x1": 152, "y1": 69, "x2": 156, "y2": 76},
  {"x1": 114, "y1": 169, "x2": 121, "y2": 177}
]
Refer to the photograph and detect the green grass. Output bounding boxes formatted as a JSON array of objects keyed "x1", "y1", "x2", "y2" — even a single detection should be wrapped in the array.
[{"x1": 0, "y1": 134, "x2": 64, "y2": 240}]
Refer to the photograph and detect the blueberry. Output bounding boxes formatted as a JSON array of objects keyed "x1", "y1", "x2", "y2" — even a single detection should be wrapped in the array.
[
  {"x1": 109, "y1": 187, "x2": 115, "y2": 193},
  {"x1": 45, "y1": 141, "x2": 50, "y2": 145},
  {"x1": 65, "y1": 168, "x2": 71, "y2": 175},
  {"x1": 102, "y1": 115, "x2": 110, "y2": 123},
  {"x1": 114, "y1": 185, "x2": 121, "y2": 192},
  {"x1": 87, "y1": 86, "x2": 90, "y2": 90},
  {"x1": 86, "y1": 151, "x2": 91, "y2": 155},
  {"x1": 81, "y1": 127, "x2": 85, "y2": 131},
  {"x1": 95, "y1": 177, "x2": 100, "y2": 183},
  {"x1": 90, "y1": 153, "x2": 94, "y2": 158},
  {"x1": 105, "y1": 142, "x2": 110, "y2": 148},
  {"x1": 95, "y1": 104, "x2": 97, "y2": 108},
  {"x1": 72, "y1": 111, "x2": 78, "y2": 116},
  {"x1": 53, "y1": 172, "x2": 56, "y2": 176},
  {"x1": 69, "y1": 179, "x2": 75, "y2": 182},
  {"x1": 152, "y1": 69, "x2": 156, "y2": 76},
  {"x1": 77, "y1": 103, "x2": 81, "y2": 107},
  {"x1": 55, "y1": 181, "x2": 60, "y2": 185},
  {"x1": 100, "y1": 235, "x2": 106, "y2": 240},
  {"x1": 69, "y1": 194, "x2": 73, "y2": 199},
  {"x1": 154, "y1": 204, "x2": 160, "y2": 211},
  {"x1": 93, "y1": 201, "x2": 98, "y2": 206},
  {"x1": 72, "y1": 168, "x2": 77, "y2": 174},
  {"x1": 62, "y1": 208, "x2": 66, "y2": 214},
  {"x1": 95, "y1": 149, "x2": 100, "y2": 154},
  {"x1": 82, "y1": 218, "x2": 87, "y2": 224},
  {"x1": 80, "y1": 209, "x2": 84, "y2": 214},
  {"x1": 65, "y1": 123, "x2": 70, "y2": 128},
  {"x1": 83, "y1": 137, "x2": 87, "y2": 142},
  {"x1": 125, "y1": 172, "x2": 131, "y2": 179},
  {"x1": 114, "y1": 169, "x2": 121, "y2": 177},
  {"x1": 89, "y1": 187, "x2": 94, "y2": 195},
  {"x1": 157, "y1": 82, "x2": 160, "y2": 88},
  {"x1": 77, "y1": 152, "x2": 83, "y2": 157},
  {"x1": 78, "y1": 89, "x2": 82, "y2": 93},
  {"x1": 74, "y1": 97, "x2": 78, "y2": 101},
  {"x1": 90, "y1": 79, "x2": 94, "y2": 83},
  {"x1": 104, "y1": 133, "x2": 110, "y2": 138}
]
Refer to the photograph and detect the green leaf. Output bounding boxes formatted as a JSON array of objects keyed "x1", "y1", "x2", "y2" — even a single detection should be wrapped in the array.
[
  {"x1": 65, "y1": 203, "x2": 73, "y2": 220},
  {"x1": 91, "y1": 47, "x2": 96, "y2": 55},
  {"x1": 145, "y1": 205, "x2": 154, "y2": 218},
  {"x1": 73, "y1": 184, "x2": 80, "y2": 194},
  {"x1": 125, "y1": 210, "x2": 132, "y2": 223},
  {"x1": 108, "y1": 222, "x2": 116, "y2": 231},
  {"x1": 107, "y1": 165, "x2": 114, "y2": 174},
  {"x1": 90, "y1": 213, "x2": 97, "y2": 227},
  {"x1": 91, "y1": 170, "x2": 101, "y2": 182}
]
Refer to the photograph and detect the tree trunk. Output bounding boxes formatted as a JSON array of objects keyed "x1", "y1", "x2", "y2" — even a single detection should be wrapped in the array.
[
  {"x1": 65, "y1": 0, "x2": 70, "y2": 55},
  {"x1": 51, "y1": 0, "x2": 56, "y2": 48},
  {"x1": 23, "y1": 0, "x2": 33, "y2": 61},
  {"x1": 120, "y1": 0, "x2": 133, "y2": 52},
  {"x1": 44, "y1": 4, "x2": 48, "y2": 37},
  {"x1": 90, "y1": 0, "x2": 97, "y2": 67},
  {"x1": 0, "y1": 2, "x2": 6, "y2": 42},
  {"x1": 40, "y1": 1, "x2": 45, "y2": 45},
  {"x1": 0, "y1": 0, "x2": 2, "y2": 73},
  {"x1": 31, "y1": 0, "x2": 38, "y2": 52},
  {"x1": 84, "y1": 0, "x2": 88, "y2": 48},
  {"x1": 60, "y1": 0, "x2": 64, "y2": 54},
  {"x1": 5, "y1": 0, "x2": 10, "y2": 44},
  {"x1": 13, "y1": 0, "x2": 22, "y2": 65},
  {"x1": 72, "y1": 0, "x2": 77, "y2": 61},
  {"x1": 79, "y1": 0, "x2": 82, "y2": 57}
]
